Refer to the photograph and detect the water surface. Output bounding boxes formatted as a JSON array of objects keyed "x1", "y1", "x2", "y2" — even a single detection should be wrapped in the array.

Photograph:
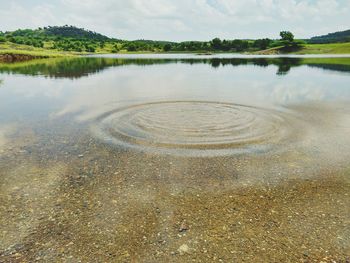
[{"x1": 0, "y1": 56, "x2": 349, "y2": 262}]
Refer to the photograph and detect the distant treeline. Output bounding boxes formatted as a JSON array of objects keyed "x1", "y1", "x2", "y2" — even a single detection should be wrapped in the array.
[
  {"x1": 309, "y1": 29, "x2": 350, "y2": 44},
  {"x1": 1, "y1": 25, "x2": 349, "y2": 53},
  {"x1": 0, "y1": 25, "x2": 303, "y2": 53},
  {"x1": 121, "y1": 38, "x2": 287, "y2": 52}
]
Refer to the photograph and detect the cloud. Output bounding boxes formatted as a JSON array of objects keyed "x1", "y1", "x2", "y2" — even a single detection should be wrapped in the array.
[
  {"x1": 0, "y1": 0, "x2": 349, "y2": 41},
  {"x1": 0, "y1": 2, "x2": 59, "y2": 31}
]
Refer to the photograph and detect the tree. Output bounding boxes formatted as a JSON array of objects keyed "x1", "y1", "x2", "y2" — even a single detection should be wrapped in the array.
[
  {"x1": 253, "y1": 38, "x2": 272, "y2": 50},
  {"x1": 86, "y1": 45, "x2": 95, "y2": 52},
  {"x1": 111, "y1": 47, "x2": 119, "y2": 53},
  {"x1": 126, "y1": 43, "x2": 136, "y2": 52},
  {"x1": 231, "y1": 39, "x2": 248, "y2": 52},
  {"x1": 163, "y1": 43, "x2": 172, "y2": 52},
  {"x1": 32, "y1": 40, "x2": 44, "y2": 48},
  {"x1": 24, "y1": 39, "x2": 33, "y2": 46},
  {"x1": 211, "y1": 38, "x2": 222, "y2": 50},
  {"x1": 280, "y1": 31, "x2": 294, "y2": 44},
  {"x1": 221, "y1": 40, "x2": 231, "y2": 51}
]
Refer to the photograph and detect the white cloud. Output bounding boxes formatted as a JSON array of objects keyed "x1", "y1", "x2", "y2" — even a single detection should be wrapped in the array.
[{"x1": 0, "y1": 0, "x2": 349, "y2": 40}]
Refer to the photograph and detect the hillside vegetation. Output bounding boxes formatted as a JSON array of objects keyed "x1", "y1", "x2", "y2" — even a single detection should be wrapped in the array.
[
  {"x1": 309, "y1": 29, "x2": 350, "y2": 44},
  {"x1": 43, "y1": 26, "x2": 109, "y2": 40},
  {"x1": 0, "y1": 25, "x2": 300, "y2": 54},
  {"x1": 0, "y1": 26, "x2": 350, "y2": 56}
]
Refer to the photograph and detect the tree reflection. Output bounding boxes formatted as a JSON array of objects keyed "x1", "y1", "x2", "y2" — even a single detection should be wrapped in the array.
[{"x1": 0, "y1": 57, "x2": 349, "y2": 79}]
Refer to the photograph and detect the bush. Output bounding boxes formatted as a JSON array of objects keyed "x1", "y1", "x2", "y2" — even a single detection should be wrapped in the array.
[
  {"x1": 7, "y1": 36, "x2": 15, "y2": 43},
  {"x1": 25, "y1": 40, "x2": 33, "y2": 46},
  {"x1": 253, "y1": 38, "x2": 272, "y2": 50},
  {"x1": 86, "y1": 45, "x2": 95, "y2": 52},
  {"x1": 126, "y1": 44, "x2": 136, "y2": 52},
  {"x1": 163, "y1": 43, "x2": 172, "y2": 52},
  {"x1": 293, "y1": 39, "x2": 306, "y2": 46}
]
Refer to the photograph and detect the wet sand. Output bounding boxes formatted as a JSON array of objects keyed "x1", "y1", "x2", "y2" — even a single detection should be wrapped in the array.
[{"x1": 0, "y1": 121, "x2": 349, "y2": 262}]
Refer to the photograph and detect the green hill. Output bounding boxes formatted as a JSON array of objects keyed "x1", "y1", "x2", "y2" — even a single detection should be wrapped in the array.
[
  {"x1": 5, "y1": 25, "x2": 110, "y2": 41},
  {"x1": 43, "y1": 25, "x2": 110, "y2": 40},
  {"x1": 0, "y1": 25, "x2": 118, "y2": 53},
  {"x1": 309, "y1": 29, "x2": 350, "y2": 44}
]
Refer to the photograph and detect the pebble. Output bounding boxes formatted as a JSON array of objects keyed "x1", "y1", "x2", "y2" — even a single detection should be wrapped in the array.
[
  {"x1": 178, "y1": 244, "x2": 190, "y2": 255},
  {"x1": 179, "y1": 220, "x2": 189, "y2": 232}
]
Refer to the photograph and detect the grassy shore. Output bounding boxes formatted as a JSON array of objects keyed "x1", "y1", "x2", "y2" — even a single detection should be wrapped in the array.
[
  {"x1": 1, "y1": 41, "x2": 350, "y2": 61},
  {"x1": 0, "y1": 42, "x2": 81, "y2": 60},
  {"x1": 257, "y1": 42, "x2": 350, "y2": 55},
  {"x1": 294, "y1": 42, "x2": 350, "y2": 54}
]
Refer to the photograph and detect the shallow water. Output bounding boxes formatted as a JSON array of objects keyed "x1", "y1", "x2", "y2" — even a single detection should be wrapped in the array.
[{"x1": 0, "y1": 56, "x2": 349, "y2": 262}]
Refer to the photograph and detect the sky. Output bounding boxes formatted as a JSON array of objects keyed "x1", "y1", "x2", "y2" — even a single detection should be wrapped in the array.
[{"x1": 0, "y1": 0, "x2": 349, "y2": 41}]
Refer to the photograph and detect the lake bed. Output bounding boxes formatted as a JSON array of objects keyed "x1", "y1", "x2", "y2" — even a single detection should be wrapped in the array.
[{"x1": 0, "y1": 55, "x2": 349, "y2": 262}]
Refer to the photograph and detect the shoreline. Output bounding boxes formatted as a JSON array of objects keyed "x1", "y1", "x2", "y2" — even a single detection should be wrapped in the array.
[{"x1": 1, "y1": 49, "x2": 350, "y2": 64}]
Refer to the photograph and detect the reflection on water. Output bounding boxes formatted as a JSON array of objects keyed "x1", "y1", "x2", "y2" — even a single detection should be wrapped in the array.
[
  {"x1": 0, "y1": 56, "x2": 349, "y2": 261},
  {"x1": 1, "y1": 57, "x2": 350, "y2": 79}
]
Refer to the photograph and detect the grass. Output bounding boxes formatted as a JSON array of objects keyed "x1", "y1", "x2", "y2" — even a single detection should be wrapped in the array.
[
  {"x1": 0, "y1": 41, "x2": 154, "y2": 57},
  {"x1": 257, "y1": 42, "x2": 350, "y2": 55},
  {"x1": 1, "y1": 41, "x2": 350, "y2": 60},
  {"x1": 294, "y1": 42, "x2": 350, "y2": 54},
  {"x1": 0, "y1": 42, "x2": 81, "y2": 58}
]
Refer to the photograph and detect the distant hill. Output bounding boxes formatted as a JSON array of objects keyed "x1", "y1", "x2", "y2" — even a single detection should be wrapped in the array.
[
  {"x1": 309, "y1": 29, "x2": 350, "y2": 44},
  {"x1": 43, "y1": 25, "x2": 110, "y2": 40},
  {"x1": 7, "y1": 25, "x2": 111, "y2": 41}
]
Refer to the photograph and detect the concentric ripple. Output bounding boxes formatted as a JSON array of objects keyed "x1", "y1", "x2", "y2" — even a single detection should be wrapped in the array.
[{"x1": 93, "y1": 101, "x2": 297, "y2": 155}]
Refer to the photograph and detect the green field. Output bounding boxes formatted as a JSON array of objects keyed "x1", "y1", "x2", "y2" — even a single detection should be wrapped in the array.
[
  {"x1": 258, "y1": 42, "x2": 350, "y2": 55},
  {"x1": 295, "y1": 42, "x2": 350, "y2": 54}
]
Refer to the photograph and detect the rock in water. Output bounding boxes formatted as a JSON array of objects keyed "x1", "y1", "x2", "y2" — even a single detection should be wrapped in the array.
[{"x1": 178, "y1": 244, "x2": 190, "y2": 255}]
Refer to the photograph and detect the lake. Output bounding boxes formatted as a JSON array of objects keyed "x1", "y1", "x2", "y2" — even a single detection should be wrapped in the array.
[{"x1": 0, "y1": 55, "x2": 349, "y2": 262}]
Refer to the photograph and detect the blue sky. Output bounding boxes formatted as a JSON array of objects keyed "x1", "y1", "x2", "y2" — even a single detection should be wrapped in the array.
[{"x1": 0, "y1": 0, "x2": 349, "y2": 41}]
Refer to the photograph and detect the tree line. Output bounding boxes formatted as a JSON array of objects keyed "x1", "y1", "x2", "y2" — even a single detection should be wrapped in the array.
[
  {"x1": 309, "y1": 29, "x2": 350, "y2": 44},
  {"x1": 0, "y1": 26, "x2": 303, "y2": 53}
]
